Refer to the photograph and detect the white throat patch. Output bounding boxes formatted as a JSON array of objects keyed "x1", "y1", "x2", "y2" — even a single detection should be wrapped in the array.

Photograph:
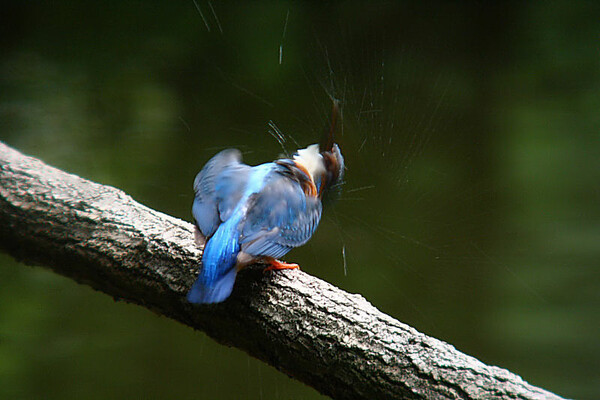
[{"x1": 293, "y1": 144, "x2": 325, "y2": 180}]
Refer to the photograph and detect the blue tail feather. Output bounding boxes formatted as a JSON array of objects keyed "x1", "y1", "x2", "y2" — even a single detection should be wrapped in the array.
[
  {"x1": 188, "y1": 219, "x2": 241, "y2": 304},
  {"x1": 187, "y1": 266, "x2": 237, "y2": 304}
]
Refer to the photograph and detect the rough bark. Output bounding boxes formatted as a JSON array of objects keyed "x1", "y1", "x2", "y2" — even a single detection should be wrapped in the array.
[{"x1": 0, "y1": 141, "x2": 566, "y2": 400}]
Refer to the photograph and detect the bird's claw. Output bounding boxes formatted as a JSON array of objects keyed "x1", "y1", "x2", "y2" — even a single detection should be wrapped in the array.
[{"x1": 263, "y1": 259, "x2": 300, "y2": 273}]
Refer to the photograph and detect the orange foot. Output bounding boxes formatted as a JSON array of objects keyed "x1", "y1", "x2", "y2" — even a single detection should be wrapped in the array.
[{"x1": 263, "y1": 258, "x2": 300, "y2": 273}]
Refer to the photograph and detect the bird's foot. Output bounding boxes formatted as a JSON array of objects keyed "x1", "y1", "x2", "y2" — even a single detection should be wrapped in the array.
[
  {"x1": 194, "y1": 226, "x2": 206, "y2": 247},
  {"x1": 263, "y1": 258, "x2": 300, "y2": 273}
]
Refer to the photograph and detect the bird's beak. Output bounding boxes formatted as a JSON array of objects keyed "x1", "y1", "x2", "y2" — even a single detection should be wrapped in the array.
[{"x1": 320, "y1": 98, "x2": 342, "y2": 152}]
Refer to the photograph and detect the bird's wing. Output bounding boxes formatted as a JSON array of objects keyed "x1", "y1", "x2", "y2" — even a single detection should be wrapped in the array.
[
  {"x1": 192, "y1": 149, "x2": 251, "y2": 238},
  {"x1": 240, "y1": 173, "x2": 322, "y2": 259}
]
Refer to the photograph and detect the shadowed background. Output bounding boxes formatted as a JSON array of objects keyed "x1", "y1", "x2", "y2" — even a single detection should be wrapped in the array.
[{"x1": 1, "y1": 2, "x2": 598, "y2": 399}]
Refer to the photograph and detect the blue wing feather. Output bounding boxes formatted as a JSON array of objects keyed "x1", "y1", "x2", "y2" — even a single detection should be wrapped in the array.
[
  {"x1": 240, "y1": 170, "x2": 322, "y2": 259},
  {"x1": 192, "y1": 149, "x2": 250, "y2": 238},
  {"x1": 215, "y1": 164, "x2": 252, "y2": 221}
]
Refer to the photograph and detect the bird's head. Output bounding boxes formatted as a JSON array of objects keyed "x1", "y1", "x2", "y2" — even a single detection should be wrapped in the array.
[
  {"x1": 292, "y1": 142, "x2": 344, "y2": 202},
  {"x1": 316, "y1": 142, "x2": 344, "y2": 202},
  {"x1": 317, "y1": 98, "x2": 345, "y2": 203},
  {"x1": 280, "y1": 98, "x2": 345, "y2": 201}
]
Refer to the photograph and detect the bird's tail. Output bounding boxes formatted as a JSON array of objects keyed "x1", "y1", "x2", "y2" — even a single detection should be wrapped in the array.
[{"x1": 187, "y1": 221, "x2": 241, "y2": 304}]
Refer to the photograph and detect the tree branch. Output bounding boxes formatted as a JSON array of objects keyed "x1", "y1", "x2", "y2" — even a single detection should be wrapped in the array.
[{"x1": 0, "y1": 141, "x2": 565, "y2": 400}]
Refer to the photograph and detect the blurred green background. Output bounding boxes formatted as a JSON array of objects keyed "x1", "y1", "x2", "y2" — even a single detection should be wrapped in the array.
[{"x1": 1, "y1": 1, "x2": 599, "y2": 399}]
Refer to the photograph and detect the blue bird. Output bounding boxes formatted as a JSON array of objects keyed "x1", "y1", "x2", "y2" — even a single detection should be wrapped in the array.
[{"x1": 187, "y1": 140, "x2": 344, "y2": 304}]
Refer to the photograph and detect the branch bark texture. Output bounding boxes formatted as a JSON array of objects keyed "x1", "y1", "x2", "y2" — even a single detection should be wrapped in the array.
[{"x1": 0, "y1": 141, "x2": 565, "y2": 400}]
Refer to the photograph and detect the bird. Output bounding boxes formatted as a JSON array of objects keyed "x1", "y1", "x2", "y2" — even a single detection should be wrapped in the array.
[{"x1": 187, "y1": 125, "x2": 344, "y2": 304}]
